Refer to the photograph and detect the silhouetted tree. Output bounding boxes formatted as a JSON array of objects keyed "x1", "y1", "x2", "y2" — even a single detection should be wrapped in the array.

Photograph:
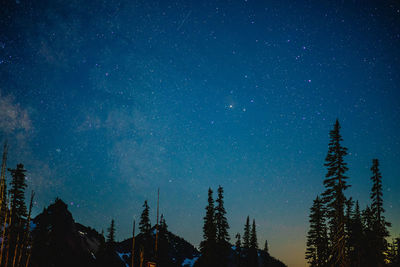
[
  {"x1": 306, "y1": 196, "x2": 328, "y2": 267},
  {"x1": 0, "y1": 141, "x2": 8, "y2": 222},
  {"x1": 362, "y1": 205, "x2": 375, "y2": 267},
  {"x1": 243, "y1": 216, "x2": 250, "y2": 249},
  {"x1": 348, "y1": 201, "x2": 364, "y2": 267},
  {"x1": 107, "y1": 219, "x2": 115, "y2": 243},
  {"x1": 8, "y1": 163, "x2": 28, "y2": 222},
  {"x1": 370, "y1": 159, "x2": 391, "y2": 266},
  {"x1": 345, "y1": 197, "x2": 354, "y2": 260},
  {"x1": 235, "y1": 233, "x2": 242, "y2": 267},
  {"x1": 249, "y1": 219, "x2": 259, "y2": 267},
  {"x1": 139, "y1": 200, "x2": 151, "y2": 235},
  {"x1": 250, "y1": 219, "x2": 258, "y2": 250},
  {"x1": 215, "y1": 186, "x2": 230, "y2": 243},
  {"x1": 198, "y1": 188, "x2": 217, "y2": 267},
  {"x1": 214, "y1": 186, "x2": 230, "y2": 267},
  {"x1": 159, "y1": 214, "x2": 167, "y2": 232},
  {"x1": 264, "y1": 239, "x2": 269, "y2": 254},
  {"x1": 321, "y1": 119, "x2": 350, "y2": 267},
  {"x1": 242, "y1": 216, "x2": 251, "y2": 266}
]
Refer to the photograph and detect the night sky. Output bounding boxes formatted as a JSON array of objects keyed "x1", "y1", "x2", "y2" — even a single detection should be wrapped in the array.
[{"x1": 1, "y1": 1, "x2": 400, "y2": 266}]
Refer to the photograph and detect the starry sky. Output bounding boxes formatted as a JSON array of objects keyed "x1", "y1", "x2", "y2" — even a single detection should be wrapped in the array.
[{"x1": 1, "y1": 1, "x2": 400, "y2": 266}]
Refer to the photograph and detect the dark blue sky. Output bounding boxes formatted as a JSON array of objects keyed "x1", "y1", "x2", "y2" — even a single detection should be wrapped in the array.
[{"x1": 1, "y1": 1, "x2": 400, "y2": 266}]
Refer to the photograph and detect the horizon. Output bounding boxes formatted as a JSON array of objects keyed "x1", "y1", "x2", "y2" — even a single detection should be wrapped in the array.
[{"x1": 1, "y1": 1, "x2": 400, "y2": 266}]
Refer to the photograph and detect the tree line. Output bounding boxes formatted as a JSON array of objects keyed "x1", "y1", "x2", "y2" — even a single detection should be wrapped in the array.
[
  {"x1": 0, "y1": 141, "x2": 35, "y2": 267},
  {"x1": 305, "y1": 120, "x2": 400, "y2": 267},
  {"x1": 195, "y1": 186, "x2": 272, "y2": 267}
]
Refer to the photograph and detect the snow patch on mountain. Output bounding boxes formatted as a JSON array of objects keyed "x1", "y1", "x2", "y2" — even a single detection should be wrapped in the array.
[{"x1": 181, "y1": 256, "x2": 199, "y2": 267}]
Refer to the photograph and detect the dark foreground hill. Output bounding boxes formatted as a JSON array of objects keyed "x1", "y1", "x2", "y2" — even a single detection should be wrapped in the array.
[{"x1": 29, "y1": 199, "x2": 286, "y2": 267}]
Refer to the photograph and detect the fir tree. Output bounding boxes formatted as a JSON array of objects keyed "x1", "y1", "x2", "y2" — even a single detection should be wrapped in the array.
[
  {"x1": 198, "y1": 188, "x2": 217, "y2": 267},
  {"x1": 264, "y1": 239, "x2": 268, "y2": 254},
  {"x1": 362, "y1": 205, "x2": 375, "y2": 266},
  {"x1": 243, "y1": 216, "x2": 250, "y2": 249},
  {"x1": 215, "y1": 186, "x2": 230, "y2": 267},
  {"x1": 8, "y1": 163, "x2": 28, "y2": 224},
  {"x1": 235, "y1": 233, "x2": 242, "y2": 251},
  {"x1": 250, "y1": 219, "x2": 258, "y2": 250},
  {"x1": 306, "y1": 196, "x2": 328, "y2": 267},
  {"x1": 249, "y1": 219, "x2": 259, "y2": 267},
  {"x1": 235, "y1": 233, "x2": 242, "y2": 267},
  {"x1": 321, "y1": 119, "x2": 350, "y2": 267},
  {"x1": 242, "y1": 216, "x2": 251, "y2": 266},
  {"x1": 370, "y1": 159, "x2": 391, "y2": 266},
  {"x1": 362, "y1": 205, "x2": 374, "y2": 232},
  {"x1": 159, "y1": 214, "x2": 167, "y2": 232},
  {"x1": 107, "y1": 219, "x2": 116, "y2": 243},
  {"x1": 349, "y1": 201, "x2": 364, "y2": 267},
  {"x1": 345, "y1": 197, "x2": 354, "y2": 260},
  {"x1": 0, "y1": 141, "x2": 8, "y2": 221},
  {"x1": 215, "y1": 186, "x2": 230, "y2": 243},
  {"x1": 139, "y1": 200, "x2": 151, "y2": 234}
]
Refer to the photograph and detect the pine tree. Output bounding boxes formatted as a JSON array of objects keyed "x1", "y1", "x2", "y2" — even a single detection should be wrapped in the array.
[
  {"x1": 250, "y1": 219, "x2": 258, "y2": 250},
  {"x1": 370, "y1": 159, "x2": 391, "y2": 266},
  {"x1": 159, "y1": 214, "x2": 167, "y2": 232},
  {"x1": 0, "y1": 141, "x2": 8, "y2": 222},
  {"x1": 321, "y1": 119, "x2": 350, "y2": 267},
  {"x1": 215, "y1": 186, "x2": 230, "y2": 267},
  {"x1": 306, "y1": 196, "x2": 329, "y2": 267},
  {"x1": 349, "y1": 201, "x2": 364, "y2": 267},
  {"x1": 243, "y1": 216, "x2": 250, "y2": 249},
  {"x1": 362, "y1": 205, "x2": 375, "y2": 266},
  {"x1": 241, "y1": 216, "x2": 251, "y2": 267},
  {"x1": 198, "y1": 188, "x2": 217, "y2": 267},
  {"x1": 235, "y1": 233, "x2": 242, "y2": 267},
  {"x1": 264, "y1": 239, "x2": 268, "y2": 254},
  {"x1": 8, "y1": 163, "x2": 28, "y2": 222},
  {"x1": 107, "y1": 219, "x2": 115, "y2": 243},
  {"x1": 362, "y1": 205, "x2": 373, "y2": 232},
  {"x1": 215, "y1": 186, "x2": 230, "y2": 243},
  {"x1": 345, "y1": 198, "x2": 354, "y2": 261},
  {"x1": 139, "y1": 200, "x2": 151, "y2": 235},
  {"x1": 249, "y1": 219, "x2": 259, "y2": 267}
]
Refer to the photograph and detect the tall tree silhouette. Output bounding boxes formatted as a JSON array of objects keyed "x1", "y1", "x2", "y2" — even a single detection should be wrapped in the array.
[
  {"x1": 243, "y1": 216, "x2": 250, "y2": 249},
  {"x1": 249, "y1": 219, "x2": 259, "y2": 267},
  {"x1": 306, "y1": 196, "x2": 328, "y2": 267},
  {"x1": 8, "y1": 163, "x2": 28, "y2": 222},
  {"x1": 349, "y1": 201, "x2": 364, "y2": 267},
  {"x1": 107, "y1": 219, "x2": 116, "y2": 243},
  {"x1": 215, "y1": 186, "x2": 230, "y2": 267},
  {"x1": 321, "y1": 119, "x2": 350, "y2": 267},
  {"x1": 215, "y1": 186, "x2": 230, "y2": 243},
  {"x1": 0, "y1": 141, "x2": 8, "y2": 222},
  {"x1": 370, "y1": 159, "x2": 391, "y2": 266},
  {"x1": 159, "y1": 214, "x2": 167, "y2": 232},
  {"x1": 235, "y1": 233, "x2": 242, "y2": 267},
  {"x1": 198, "y1": 188, "x2": 217, "y2": 267},
  {"x1": 242, "y1": 216, "x2": 251, "y2": 266},
  {"x1": 264, "y1": 239, "x2": 269, "y2": 254},
  {"x1": 362, "y1": 205, "x2": 375, "y2": 266},
  {"x1": 139, "y1": 200, "x2": 151, "y2": 235},
  {"x1": 344, "y1": 197, "x2": 354, "y2": 261},
  {"x1": 250, "y1": 219, "x2": 258, "y2": 250}
]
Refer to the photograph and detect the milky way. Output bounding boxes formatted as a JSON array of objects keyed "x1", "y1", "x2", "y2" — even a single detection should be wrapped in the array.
[{"x1": 1, "y1": 1, "x2": 399, "y2": 266}]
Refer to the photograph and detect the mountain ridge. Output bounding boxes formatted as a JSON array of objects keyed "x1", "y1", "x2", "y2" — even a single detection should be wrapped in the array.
[{"x1": 29, "y1": 198, "x2": 286, "y2": 267}]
